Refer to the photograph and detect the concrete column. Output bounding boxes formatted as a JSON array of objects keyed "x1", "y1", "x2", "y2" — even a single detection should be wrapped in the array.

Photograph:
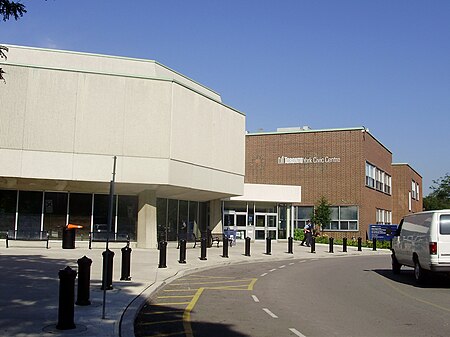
[
  {"x1": 209, "y1": 199, "x2": 223, "y2": 233},
  {"x1": 137, "y1": 190, "x2": 157, "y2": 249}
]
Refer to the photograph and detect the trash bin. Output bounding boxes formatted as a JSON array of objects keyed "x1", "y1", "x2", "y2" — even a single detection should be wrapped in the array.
[
  {"x1": 62, "y1": 224, "x2": 83, "y2": 249},
  {"x1": 62, "y1": 227, "x2": 75, "y2": 249}
]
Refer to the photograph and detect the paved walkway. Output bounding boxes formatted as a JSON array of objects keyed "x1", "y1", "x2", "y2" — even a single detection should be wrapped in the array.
[{"x1": 0, "y1": 239, "x2": 390, "y2": 337}]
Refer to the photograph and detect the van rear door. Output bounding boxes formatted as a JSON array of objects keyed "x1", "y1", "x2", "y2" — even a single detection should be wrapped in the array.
[{"x1": 438, "y1": 214, "x2": 450, "y2": 264}]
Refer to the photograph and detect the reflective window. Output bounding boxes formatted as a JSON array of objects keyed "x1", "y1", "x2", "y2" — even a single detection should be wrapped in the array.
[
  {"x1": 69, "y1": 193, "x2": 92, "y2": 239},
  {"x1": 43, "y1": 192, "x2": 68, "y2": 239},
  {"x1": 440, "y1": 215, "x2": 450, "y2": 235},
  {"x1": 18, "y1": 191, "x2": 42, "y2": 232},
  {"x1": 117, "y1": 195, "x2": 137, "y2": 240},
  {"x1": 0, "y1": 190, "x2": 17, "y2": 234},
  {"x1": 293, "y1": 206, "x2": 314, "y2": 229},
  {"x1": 323, "y1": 206, "x2": 359, "y2": 231}
]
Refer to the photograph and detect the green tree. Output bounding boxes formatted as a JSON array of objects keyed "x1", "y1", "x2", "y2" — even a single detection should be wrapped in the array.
[
  {"x1": 311, "y1": 196, "x2": 332, "y2": 232},
  {"x1": 1, "y1": 0, "x2": 27, "y2": 21},
  {"x1": 423, "y1": 173, "x2": 450, "y2": 210},
  {"x1": 0, "y1": 45, "x2": 8, "y2": 82}
]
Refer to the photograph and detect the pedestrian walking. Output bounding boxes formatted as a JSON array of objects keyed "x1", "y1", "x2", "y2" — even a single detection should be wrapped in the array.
[{"x1": 300, "y1": 220, "x2": 312, "y2": 247}]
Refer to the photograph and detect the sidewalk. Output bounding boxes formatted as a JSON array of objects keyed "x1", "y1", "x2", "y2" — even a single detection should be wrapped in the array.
[{"x1": 0, "y1": 239, "x2": 390, "y2": 337}]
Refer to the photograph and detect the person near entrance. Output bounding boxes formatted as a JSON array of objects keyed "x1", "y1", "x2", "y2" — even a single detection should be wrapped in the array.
[{"x1": 300, "y1": 220, "x2": 312, "y2": 247}]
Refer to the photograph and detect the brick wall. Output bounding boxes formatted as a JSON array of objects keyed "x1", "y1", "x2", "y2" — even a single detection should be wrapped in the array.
[
  {"x1": 245, "y1": 129, "x2": 395, "y2": 239},
  {"x1": 392, "y1": 164, "x2": 423, "y2": 224}
]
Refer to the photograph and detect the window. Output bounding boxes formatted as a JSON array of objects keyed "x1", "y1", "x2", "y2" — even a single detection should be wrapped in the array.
[
  {"x1": 366, "y1": 162, "x2": 391, "y2": 195},
  {"x1": 384, "y1": 174, "x2": 391, "y2": 194},
  {"x1": 411, "y1": 180, "x2": 416, "y2": 199},
  {"x1": 323, "y1": 206, "x2": 358, "y2": 231},
  {"x1": 365, "y1": 162, "x2": 375, "y2": 188},
  {"x1": 376, "y1": 209, "x2": 392, "y2": 224},
  {"x1": 293, "y1": 206, "x2": 314, "y2": 229},
  {"x1": 69, "y1": 193, "x2": 93, "y2": 238},
  {"x1": 117, "y1": 195, "x2": 137, "y2": 240},
  {"x1": 440, "y1": 215, "x2": 450, "y2": 235},
  {"x1": 43, "y1": 192, "x2": 68, "y2": 239},
  {"x1": 416, "y1": 183, "x2": 420, "y2": 201},
  {"x1": 0, "y1": 190, "x2": 17, "y2": 233},
  {"x1": 17, "y1": 191, "x2": 42, "y2": 232}
]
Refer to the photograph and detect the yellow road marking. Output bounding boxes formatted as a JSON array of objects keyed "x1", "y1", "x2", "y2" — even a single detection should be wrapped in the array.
[
  {"x1": 163, "y1": 289, "x2": 199, "y2": 292},
  {"x1": 183, "y1": 288, "x2": 204, "y2": 337},
  {"x1": 157, "y1": 295, "x2": 195, "y2": 299},
  {"x1": 138, "y1": 319, "x2": 184, "y2": 326},
  {"x1": 183, "y1": 275, "x2": 236, "y2": 280},
  {"x1": 377, "y1": 274, "x2": 450, "y2": 312},
  {"x1": 248, "y1": 278, "x2": 257, "y2": 290},
  {"x1": 141, "y1": 310, "x2": 184, "y2": 315},
  {"x1": 153, "y1": 302, "x2": 191, "y2": 306},
  {"x1": 172, "y1": 278, "x2": 254, "y2": 286}
]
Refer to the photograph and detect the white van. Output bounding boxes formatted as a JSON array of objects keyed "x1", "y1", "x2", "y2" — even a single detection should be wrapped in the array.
[{"x1": 391, "y1": 209, "x2": 450, "y2": 283}]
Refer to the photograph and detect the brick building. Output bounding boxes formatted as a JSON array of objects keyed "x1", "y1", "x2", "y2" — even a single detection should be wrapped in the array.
[{"x1": 223, "y1": 126, "x2": 422, "y2": 241}]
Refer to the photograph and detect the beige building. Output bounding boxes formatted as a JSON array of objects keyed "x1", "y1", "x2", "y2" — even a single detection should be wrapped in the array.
[{"x1": 0, "y1": 45, "x2": 245, "y2": 248}]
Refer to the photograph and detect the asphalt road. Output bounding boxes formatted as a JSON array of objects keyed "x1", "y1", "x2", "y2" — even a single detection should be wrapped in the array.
[{"x1": 135, "y1": 255, "x2": 450, "y2": 337}]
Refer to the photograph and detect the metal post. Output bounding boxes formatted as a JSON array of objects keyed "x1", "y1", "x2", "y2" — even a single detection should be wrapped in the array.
[
  {"x1": 222, "y1": 237, "x2": 229, "y2": 258},
  {"x1": 179, "y1": 239, "x2": 186, "y2": 264},
  {"x1": 288, "y1": 236, "x2": 293, "y2": 254},
  {"x1": 266, "y1": 237, "x2": 272, "y2": 255},
  {"x1": 76, "y1": 256, "x2": 92, "y2": 306},
  {"x1": 245, "y1": 237, "x2": 251, "y2": 256},
  {"x1": 357, "y1": 237, "x2": 362, "y2": 251},
  {"x1": 56, "y1": 266, "x2": 77, "y2": 330},
  {"x1": 102, "y1": 155, "x2": 116, "y2": 320},
  {"x1": 200, "y1": 237, "x2": 207, "y2": 260},
  {"x1": 343, "y1": 237, "x2": 347, "y2": 252},
  {"x1": 373, "y1": 238, "x2": 377, "y2": 251},
  {"x1": 329, "y1": 237, "x2": 334, "y2": 253},
  {"x1": 310, "y1": 236, "x2": 316, "y2": 253},
  {"x1": 120, "y1": 245, "x2": 132, "y2": 280},
  {"x1": 101, "y1": 249, "x2": 114, "y2": 290},
  {"x1": 159, "y1": 241, "x2": 167, "y2": 268}
]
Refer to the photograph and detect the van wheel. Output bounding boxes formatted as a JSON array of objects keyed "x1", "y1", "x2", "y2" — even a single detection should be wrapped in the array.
[
  {"x1": 391, "y1": 255, "x2": 401, "y2": 274},
  {"x1": 414, "y1": 260, "x2": 426, "y2": 284}
]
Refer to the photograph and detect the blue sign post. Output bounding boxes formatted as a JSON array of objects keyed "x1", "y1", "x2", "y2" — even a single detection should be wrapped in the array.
[{"x1": 369, "y1": 224, "x2": 398, "y2": 241}]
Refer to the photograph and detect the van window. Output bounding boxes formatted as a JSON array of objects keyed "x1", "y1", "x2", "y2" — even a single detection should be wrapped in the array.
[{"x1": 440, "y1": 215, "x2": 450, "y2": 235}]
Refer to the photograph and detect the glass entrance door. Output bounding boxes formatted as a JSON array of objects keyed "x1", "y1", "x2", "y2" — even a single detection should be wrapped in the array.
[
  {"x1": 223, "y1": 211, "x2": 247, "y2": 241},
  {"x1": 255, "y1": 213, "x2": 277, "y2": 240}
]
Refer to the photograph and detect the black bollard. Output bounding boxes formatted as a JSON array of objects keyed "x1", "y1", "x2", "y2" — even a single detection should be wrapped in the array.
[
  {"x1": 373, "y1": 238, "x2": 377, "y2": 251},
  {"x1": 159, "y1": 241, "x2": 167, "y2": 268},
  {"x1": 56, "y1": 266, "x2": 77, "y2": 330},
  {"x1": 288, "y1": 236, "x2": 293, "y2": 254},
  {"x1": 244, "y1": 237, "x2": 251, "y2": 256},
  {"x1": 329, "y1": 237, "x2": 334, "y2": 253},
  {"x1": 310, "y1": 236, "x2": 316, "y2": 253},
  {"x1": 76, "y1": 256, "x2": 92, "y2": 306},
  {"x1": 357, "y1": 237, "x2": 362, "y2": 251},
  {"x1": 200, "y1": 237, "x2": 207, "y2": 260},
  {"x1": 343, "y1": 237, "x2": 347, "y2": 252},
  {"x1": 266, "y1": 237, "x2": 272, "y2": 255},
  {"x1": 120, "y1": 245, "x2": 132, "y2": 280},
  {"x1": 222, "y1": 237, "x2": 229, "y2": 258},
  {"x1": 179, "y1": 239, "x2": 186, "y2": 264},
  {"x1": 101, "y1": 249, "x2": 115, "y2": 290}
]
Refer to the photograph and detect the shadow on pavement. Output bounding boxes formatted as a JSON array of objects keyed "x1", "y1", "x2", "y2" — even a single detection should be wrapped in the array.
[
  {"x1": 135, "y1": 303, "x2": 250, "y2": 337},
  {"x1": 0, "y1": 253, "x2": 143, "y2": 336},
  {"x1": 372, "y1": 268, "x2": 450, "y2": 289}
]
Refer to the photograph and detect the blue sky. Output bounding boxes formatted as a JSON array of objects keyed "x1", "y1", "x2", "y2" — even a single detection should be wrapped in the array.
[{"x1": 1, "y1": 0, "x2": 449, "y2": 194}]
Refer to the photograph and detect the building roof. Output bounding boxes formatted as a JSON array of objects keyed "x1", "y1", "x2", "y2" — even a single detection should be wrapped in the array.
[{"x1": 246, "y1": 126, "x2": 392, "y2": 154}]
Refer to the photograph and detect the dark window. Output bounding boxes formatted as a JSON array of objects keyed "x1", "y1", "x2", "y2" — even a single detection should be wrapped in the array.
[
  {"x1": 440, "y1": 215, "x2": 450, "y2": 235},
  {"x1": 0, "y1": 190, "x2": 17, "y2": 234}
]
